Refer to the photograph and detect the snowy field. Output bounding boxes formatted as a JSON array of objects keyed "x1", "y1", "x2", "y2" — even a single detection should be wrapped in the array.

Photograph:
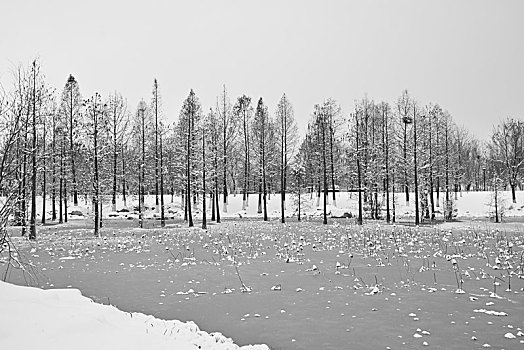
[
  {"x1": 2, "y1": 190, "x2": 524, "y2": 349},
  {"x1": 28, "y1": 189, "x2": 524, "y2": 223}
]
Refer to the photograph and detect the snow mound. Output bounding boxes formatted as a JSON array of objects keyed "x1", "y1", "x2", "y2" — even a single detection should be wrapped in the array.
[{"x1": 0, "y1": 281, "x2": 268, "y2": 350}]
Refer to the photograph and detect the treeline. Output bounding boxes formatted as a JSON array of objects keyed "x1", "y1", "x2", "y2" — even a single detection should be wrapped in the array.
[{"x1": 0, "y1": 60, "x2": 523, "y2": 239}]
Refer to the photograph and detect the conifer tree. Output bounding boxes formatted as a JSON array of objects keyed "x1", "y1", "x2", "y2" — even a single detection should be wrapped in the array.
[{"x1": 59, "y1": 74, "x2": 82, "y2": 206}]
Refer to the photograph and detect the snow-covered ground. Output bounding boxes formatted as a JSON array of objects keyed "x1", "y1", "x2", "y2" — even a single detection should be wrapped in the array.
[
  {"x1": 32, "y1": 189, "x2": 524, "y2": 221},
  {"x1": 0, "y1": 280, "x2": 268, "y2": 350},
  {"x1": 3, "y1": 190, "x2": 524, "y2": 349}
]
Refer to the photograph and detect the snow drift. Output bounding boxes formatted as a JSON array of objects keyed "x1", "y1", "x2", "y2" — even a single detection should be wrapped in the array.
[{"x1": 0, "y1": 281, "x2": 269, "y2": 350}]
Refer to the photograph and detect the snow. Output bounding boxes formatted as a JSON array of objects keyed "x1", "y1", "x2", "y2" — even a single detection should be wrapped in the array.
[
  {"x1": 29, "y1": 189, "x2": 524, "y2": 223},
  {"x1": 0, "y1": 281, "x2": 268, "y2": 350}
]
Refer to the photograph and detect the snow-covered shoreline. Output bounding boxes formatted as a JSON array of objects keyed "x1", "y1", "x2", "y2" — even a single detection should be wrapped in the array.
[{"x1": 0, "y1": 281, "x2": 269, "y2": 350}]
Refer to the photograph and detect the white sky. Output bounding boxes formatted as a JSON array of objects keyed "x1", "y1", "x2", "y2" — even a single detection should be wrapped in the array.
[{"x1": 1, "y1": 0, "x2": 523, "y2": 140}]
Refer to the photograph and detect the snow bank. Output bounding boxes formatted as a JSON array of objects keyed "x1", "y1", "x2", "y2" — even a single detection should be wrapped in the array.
[{"x1": 0, "y1": 281, "x2": 269, "y2": 350}]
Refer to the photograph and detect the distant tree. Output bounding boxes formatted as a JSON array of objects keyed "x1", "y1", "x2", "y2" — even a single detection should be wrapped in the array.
[
  {"x1": 14, "y1": 66, "x2": 30, "y2": 234},
  {"x1": 489, "y1": 176, "x2": 506, "y2": 223},
  {"x1": 0, "y1": 69, "x2": 31, "y2": 272},
  {"x1": 353, "y1": 108, "x2": 363, "y2": 225},
  {"x1": 133, "y1": 101, "x2": 149, "y2": 229},
  {"x1": 178, "y1": 90, "x2": 202, "y2": 227},
  {"x1": 206, "y1": 108, "x2": 221, "y2": 223},
  {"x1": 233, "y1": 95, "x2": 253, "y2": 210},
  {"x1": 59, "y1": 74, "x2": 82, "y2": 206},
  {"x1": 0, "y1": 70, "x2": 26, "y2": 234},
  {"x1": 159, "y1": 121, "x2": 166, "y2": 227},
  {"x1": 380, "y1": 102, "x2": 393, "y2": 222},
  {"x1": 275, "y1": 93, "x2": 298, "y2": 223},
  {"x1": 27, "y1": 60, "x2": 52, "y2": 239},
  {"x1": 443, "y1": 111, "x2": 454, "y2": 220},
  {"x1": 290, "y1": 153, "x2": 306, "y2": 221},
  {"x1": 489, "y1": 118, "x2": 524, "y2": 203},
  {"x1": 253, "y1": 98, "x2": 270, "y2": 221},
  {"x1": 200, "y1": 116, "x2": 208, "y2": 229},
  {"x1": 396, "y1": 90, "x2": 413, "y2": 205},
  {"x1": 216, "y1": 85, "x2": 237, "y2": 213},
  {"x1": 38, "y1": 80, "x2": 56, "y2": 225},
  {"x1": 106, "y1": 92, "x2": 128, "y2": 212},
  {"x1": 313, "y1": 103, "x2": 329, "y2": 225},
  {"x1": 151, "y1": 79, "x2": 161, "y2": 211},
  {"x1": 84, "y1": 93, "x2": 106, "y2": 237},
  {"x1": 412, "y1": 102, "x2": 420, "y2": 226}
]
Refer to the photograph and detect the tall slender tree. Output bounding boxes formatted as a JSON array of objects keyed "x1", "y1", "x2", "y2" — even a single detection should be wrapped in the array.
[
  {"x1": 217, "y1": 85, "x2": 237, "y2": 213},
  {"x1": 253, "y1": 98, "x2": 270, "y2": 221},
  {"x1": 178, "y1": 90, "x2": 202, "y2": 227},
  {"x1": 233, "y1": 95, "x2": 253, "y2": 210},
  {"x1": 275, "y1": 93, "x2": 298, "y2": 223},
  {"x1": 84, "y1": 93, "x2": 106, "y2": 237},
  {"x1": 107, "y1": 92, "x2": 128, "y2": 212},
  {"x1": 60, "y1": 74, "x2": 82, "y2": 207},
  {"x1": 29, "y1": 61, "x2": 38, "y2": 240},
  {"x1": 133, "y1": 101, "x2": 149, "y2": 229}
]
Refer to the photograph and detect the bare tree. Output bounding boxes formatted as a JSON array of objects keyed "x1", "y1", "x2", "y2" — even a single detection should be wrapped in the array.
[
  {"x1": 60, "y1": 74, "x2": 82, "y2": 206},
  {"x1": 106, "y1": 92, "x2": 128, "y2": 212},
  {"x1": 397, "y1": 90, "x2": 413, "y2": 205},
  {"x1": 179, "y1": 89, "x2": 202, "y2": 227},
  {"x1": 84, "y1": 93, "x2": 106, "y2": 237},
  {"x1": 233, "y1": 95, "x2": 253, "y2": 210},
  {"x1": 133, "y1": 100, "x2": 149, "y2": 229},
  {"x1": 489, "y1": 118, "x2": 524, "y2": 203},
  {"x1": 275, "y1": 93, "x2": 298, "y2": 223},
  {"x1": 253, "y1": 98, "x2": 270, "y2": 221},
  {"x1": 216, "y1": 85, "x2": 237, "y2": 213}
]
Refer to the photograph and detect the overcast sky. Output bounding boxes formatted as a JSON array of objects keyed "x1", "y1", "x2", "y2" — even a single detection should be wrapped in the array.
[{"x1": 1, "y1": 0, "x2": 523, "y2": 140}]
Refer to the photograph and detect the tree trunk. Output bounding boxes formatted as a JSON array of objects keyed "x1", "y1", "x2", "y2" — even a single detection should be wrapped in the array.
[
  {"x1": 281, "y1": 113, "x2": 285, "y2": 223},
  {"x1": 321, "y1": 114, "x2": 328, "y2": 225},
  {"x1": 211, "y1": 192, "x2": 215, "y2": 221},
  {"x1": 59, "y1": 141, "x2": 63, "y2": 224},
  {"x1": 154, "y1": 82, "x2": 159, "y2": 211},
  {"x1": 41, "y1": 96, "x2": 47, "y2": 225},
  {"x1": 297, "y1": 173, "x2": 302, "y2": 221},
  {"x1": 29, "y1": 62, "x2": 37, "y2": 240},
  {"x1": 202, "y1": 128, "x2": 207, "y2": 230},
  {"x1": 413, "y1": 106, "x2": 420, "y2": 226},
  {"x1": 404, "y1": 122, "x2": 409, "y2": 204},
  {"x1": 356, "y1": 113, "x2": 363, "y2": 225},
  {"x1": 392, "y1": 171, "x2": 396, "y2": 223},
  {"x1": 384, "y1": 107, "x2": 390, "y2": 223},
  {"x1": 160, "y1": 124, "x2": 165, "y2": 228},
  {"x1": 243, "y1": 109, "x2": 249, "y2": 210},
  {"x1": 93, "y1": 99, "x2": 100, "y2": 237},
  {"x1": 215, "y1": 171, "x2": 221, "y2": 223},
  {"x1": 70, "y1": 82, "x2": 78, "y2": 207},
  {"x1": 187, "y1": 109, "x2": 193, "y2": 227},
  {"x1": 258, "y1": 179, "x2": 262, "y2": 214},
  {"x1": 329, "y1": 113, "x2": 336, "y2": 207},
  {"x1": 21, "y1": 103, "x2": 28, "y2": 236},
  {"x1": 121, "y1": 144, "x2": 127, "y2": 208},
  {"x1": 112, "y1": 119, "x2": 118, "y2": 212},
  {"x1": 436, "y1": 176, "x2": 440, "y2": 207}
]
